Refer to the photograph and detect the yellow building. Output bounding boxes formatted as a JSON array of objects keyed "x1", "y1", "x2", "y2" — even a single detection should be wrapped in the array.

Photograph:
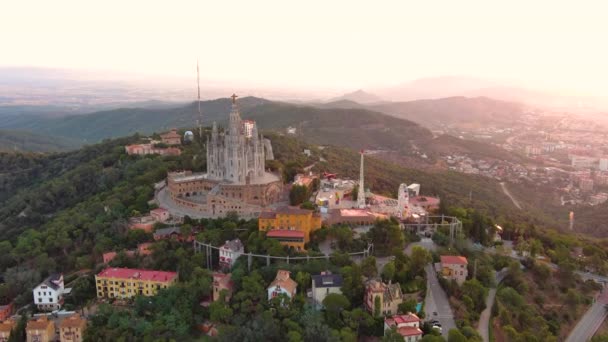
[
  {"x1": 26, "y1": 316, "x2": 55, "y2": 342},
  {"x1": 95, "y1": 268, "x2": 178, "y2": 299},
  {"x1": 59, "y1": 313, "x2": 86, "y2": 342},
  {"x1": 258, "y1": 206, "x2": 322, "y2": 250}
]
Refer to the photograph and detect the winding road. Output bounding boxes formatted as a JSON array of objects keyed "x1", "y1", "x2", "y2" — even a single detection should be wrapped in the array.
[
  {"x1": 499, "y1": 182, "x2": 522, "y2": 210},
  {"x1": 566, "y1": 288, "x2": 608, "y2": 342}
]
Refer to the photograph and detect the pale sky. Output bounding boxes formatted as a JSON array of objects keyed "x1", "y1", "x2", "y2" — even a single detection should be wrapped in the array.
[{"x1": 2, "y1": 0, "x2": 608, "y2": 95}]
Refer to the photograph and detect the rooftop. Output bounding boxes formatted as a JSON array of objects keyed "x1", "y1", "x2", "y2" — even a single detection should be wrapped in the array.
[
  {"x1": 312, "y1": 273, "x2": 343, "y2": 288},
  {"x1": 441, "y1": 255, "x2": 468, "y2": 265},
  {"x1": 60, "y1": 314, "x2": 86, "y2": 329},
  {"x1": 221, "y1": 238, "x2": 244, "y2": 252},
  {"x1": 268, "y1": 270, "x2": 297, "y2": 295},
  {"x1": 385, "y1": 313, "x2": 421, "y2": 326},
  {"x1": 0, "y1": 320, "x2": 15, "y2": 333},
  {"x1": 27, "y1": 316, "x2": 53, "y2": 330},
  {"x1": 397, "y1": 326, "x2": 424, "y2": 337},
  {"x1": 97, "y1": 268, "x2": 178, "y2": 283},
  {"x1": 154, "y1": 226, "x2": 181, "y2": 238}
]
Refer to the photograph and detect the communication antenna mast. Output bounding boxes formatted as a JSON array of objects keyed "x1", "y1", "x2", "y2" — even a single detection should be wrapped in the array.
[{"x1": 197, "y1": 59, "x2": 203, "y2": 139}]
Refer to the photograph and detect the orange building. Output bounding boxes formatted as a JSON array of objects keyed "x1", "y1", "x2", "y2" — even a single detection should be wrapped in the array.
[
  {"x1": 0, "y1": 319, "x2": 15, "y2": 341},
  {"x1": 160, "y1": 129, "x2": 182, "y2": 145},
  {"x1": 59, "y1": 314, "x2": 86, "y2": 342},
  {"x1": 212, "y1": 273, "x2": 234, "y2": 302},
  {"x1": 0, "y1": 303, "x2": 13, "y2": 322},
  {"x1": 258, "y1": 207, "x2": 322, "y2": 250},
  {"x1": 26, "y1": 316, "x2": 55, "y2": 342}
]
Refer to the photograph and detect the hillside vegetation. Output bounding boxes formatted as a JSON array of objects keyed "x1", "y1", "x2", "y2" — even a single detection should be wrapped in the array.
[{"x1": 0, "y1": 129, "x2": 79, "y2": 152}]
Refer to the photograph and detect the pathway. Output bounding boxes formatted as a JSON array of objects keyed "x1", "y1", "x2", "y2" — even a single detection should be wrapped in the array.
[
  {"x1": 499, "y1": 182, "x2": 522, "y2": 210},
  {"x1": 566, "y1": 288, "x2": 608, "y2": 342},
  {"x1": 477, "y1": 269, "x2": 508, "y2": 342}
]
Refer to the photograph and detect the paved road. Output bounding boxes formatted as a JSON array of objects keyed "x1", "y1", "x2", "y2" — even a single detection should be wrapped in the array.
[
  {"x1": 499, "y1": 182, "x2": 522, "y2": 210},
  {"x1": 424, "y1": 264, "x2": 456, "y2": 338},
  {"x1": 566, "y1": 289, "x2": 608, "y2": 342},
  {"x1": 477, "y1": 269, "x2": 508, "y2": 342}
]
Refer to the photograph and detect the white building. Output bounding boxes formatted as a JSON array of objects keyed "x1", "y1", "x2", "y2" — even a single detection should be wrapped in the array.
[
  {"x1": 219, "y1": 238, "x2": 244, "y2": 269},
  {"x1": 33, "y1": 274, "x2": 68, "y2": 311},
  {"x1": 267, "y1": 270, "x2": 297, "y2": 301},
  {"x1": 311, "y1": 272, "x2": 343, "y2": 309},
  {"x1": 599, "y1": 158, "x2": 608, "y2": 171},
  {"x1": 384, "y1": 313, "x2": 423, "y2": 341}
]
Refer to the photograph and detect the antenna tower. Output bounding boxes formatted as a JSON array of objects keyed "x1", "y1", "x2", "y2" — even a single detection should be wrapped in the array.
[{"x1": 197, "y1": 59, "x2": 202, "y2": 138}]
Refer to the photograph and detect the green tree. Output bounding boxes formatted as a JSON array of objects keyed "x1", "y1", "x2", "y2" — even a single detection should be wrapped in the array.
[
  {"x1": 323, "y1": 293, "x2": 351, "y2": 328},
  {"x1": 382, "y1": 261, "x2": 396, "y2": 282},
  {"x1": 410, "y1": 246, "x2": 431, "y2": 276},
  {"x1": 448, "y1": 329, "x2": 468, "y2": 342},
  {"x1": 290, "y1": 185, "x2": 309, "y2": 205},
  {"x1": 361, "y1": 256, "x2": 378, "y2": 278}
]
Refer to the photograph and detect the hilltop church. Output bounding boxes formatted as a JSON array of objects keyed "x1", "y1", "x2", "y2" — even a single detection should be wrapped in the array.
[
  {"x1": 206, "y1": 94, "x2": 267, "y2": 184},
  {"x1": 164, "y1": 95, "x2": 283, "y2": 218}
]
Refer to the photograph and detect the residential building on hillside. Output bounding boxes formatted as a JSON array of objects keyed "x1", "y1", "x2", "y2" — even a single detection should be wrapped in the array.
[
  {"x1": 26, "y1": 316, "x2": 55, "y2": 342},
  {"x1": 219, "y1": 239, "x2": 244, "y2": 269},
  {"x1": 311, "y1": 272, "x2": 343, "y2": 309},
  {"x1": 124, "y1": 143, "x2": 181, "y2": 156},
  {"x1": 439, "y1": 255, "x2": 468, "y2": 285},
  {"x1": 33, "y1": 274, "x2": 68, "y2": 311},
  {"x1": 267, "y1": 270, "x2": 297, "y2": 301},
  {"x1": 150, "y1": 208, "x2": 170, "y2": 222},
  {"x1": 325, "y1": 208, "x2": 386, "y2": 226},
  {"x1": 153, "y1": 226, "x2": 195, "y2": 242},
  {"x1": 384, "y1": 313, "x2": 423, "y2": 341},
  {"x1": 95, "y1": 268, "x2": 178, "y2": 299},
  {"x1": 59, "y1": 313, "x2": 87, "y2": 342},
  {"x1": 258, "y1": 206, "x2": 322, "y2": 250},
  {"x1": 0, "y1": 302, "x2": 13, "y2": 322},
  {"x1": 0, "y1": 319, "x2": 15, "y2": 342},
  {"x1": 364, "y1": 279, "x2": 404, "y2": 316},
  {"x1": 212, "y1": 273, "x2": 234, "y2": 302},
  {"x1": 160, "y1": 129, "x2": 182, "y2": 145}
]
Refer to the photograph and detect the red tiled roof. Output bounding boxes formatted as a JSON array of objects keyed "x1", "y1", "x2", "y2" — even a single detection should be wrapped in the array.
[
  {"x1": 266, "y1": 230, "x2": 305, "y2": 238},
  {"x1": 385, "y1": 313, "x2": 420, "y2": 326},
  {"x1": 97, "y1": 267, "x2": 178, "y2": 283},
  {"x1": 441, "y1": 255, "x2": 468, "y2": 265},
  {"x1": 397, "y1": 326, "x2": 423, "y2": 337}
]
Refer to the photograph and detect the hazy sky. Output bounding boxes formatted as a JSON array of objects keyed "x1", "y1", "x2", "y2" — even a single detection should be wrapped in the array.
[{"x1": 2, "y1": 1, "x2": 607, "y2": 95}]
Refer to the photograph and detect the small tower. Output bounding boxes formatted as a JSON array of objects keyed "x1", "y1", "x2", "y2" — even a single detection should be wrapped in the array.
[{"x1": 357, "y1": 150, "x2": 366, "y2": 209}]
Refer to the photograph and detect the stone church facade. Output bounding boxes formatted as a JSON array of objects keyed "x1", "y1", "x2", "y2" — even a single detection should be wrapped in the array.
[{"x1": 166, "y1": 95, "x2": 283, "y2": 218}]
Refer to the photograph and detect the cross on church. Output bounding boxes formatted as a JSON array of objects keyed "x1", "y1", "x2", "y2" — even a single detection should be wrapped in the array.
[{"x1": 231, "y1": 93, "x2": 238, "y2": 104}]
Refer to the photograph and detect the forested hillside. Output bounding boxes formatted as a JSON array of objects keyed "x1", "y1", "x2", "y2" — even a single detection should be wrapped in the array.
[{"x1": 0, "y1": 129, "x2": 79, "y2": 152}]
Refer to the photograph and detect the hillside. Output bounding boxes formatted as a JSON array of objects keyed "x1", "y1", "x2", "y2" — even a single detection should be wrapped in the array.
[
  {"x1": 0, "y1": 97, "x2": 433, "y2": 152},
  {"x1": 327, "y1": 89, "x2": 383, "y2": 104},
  {"x1": 0, "y1": 96, "x2": 529, "y2": 163},
  {"x1": 0, "y1": 129, "x2": 79, "y2": 153},
  {"x1": 369, "y1": 96, "x2": 525, "y2": 129}
]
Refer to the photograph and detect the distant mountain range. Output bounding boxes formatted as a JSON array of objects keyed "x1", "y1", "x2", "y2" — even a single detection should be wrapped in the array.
[
  {"x1": 327, "y1": 89, "x2": 383, "y2": 104},
  {"x1": 373, "y1": 76, "x2": 608, "y2": 111},
  {"x1": 0, "y1": 96, "x2": 524, "y2": 163}
]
